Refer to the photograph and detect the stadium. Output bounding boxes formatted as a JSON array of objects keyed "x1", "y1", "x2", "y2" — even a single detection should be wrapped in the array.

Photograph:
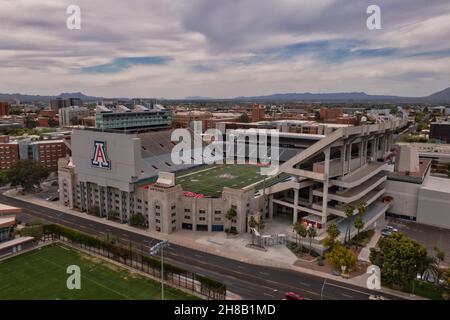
[
  {"x1": 59, "y1": 116, "x2": 407, "y2": 242},
  {"x1": 59, "y1": 126, "x2": 288, "y2": 234}
]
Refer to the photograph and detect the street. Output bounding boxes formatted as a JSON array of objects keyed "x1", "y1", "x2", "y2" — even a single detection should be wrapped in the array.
[{"x1": 0, "y1": 193, "x2": 402, "y2": 300}]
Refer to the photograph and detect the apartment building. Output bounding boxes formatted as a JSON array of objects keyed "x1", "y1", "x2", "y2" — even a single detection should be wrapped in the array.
[
  {"x1": 0, "y1": 135, "x2": 67, "y2": 170},
  {"x1": 0, "y1": 136, "x2": 19, "y2": 170}
]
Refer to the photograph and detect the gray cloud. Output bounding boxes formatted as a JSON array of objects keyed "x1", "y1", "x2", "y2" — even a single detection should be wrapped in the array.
[{"x1": 0, "y1": 0, "x2": 449, "y2": 98}]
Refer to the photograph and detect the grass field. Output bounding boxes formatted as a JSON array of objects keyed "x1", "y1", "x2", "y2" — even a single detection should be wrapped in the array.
[
  {"x1": 0, "y1": 244, "x2": 197, "y2": 300},
  {"x1": 177, "y1": 164, "x2": 264, "y2": 197}
]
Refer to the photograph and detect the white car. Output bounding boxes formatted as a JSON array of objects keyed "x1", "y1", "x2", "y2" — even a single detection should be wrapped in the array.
[
  {"x1": 369, "y1": 295, "x2": 388, "y2": 300},
  {"x1": 385, "y1": 226, "x2": 399, "y2": 232}
]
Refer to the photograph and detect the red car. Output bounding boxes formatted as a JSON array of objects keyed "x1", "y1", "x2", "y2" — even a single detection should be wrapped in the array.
[{"x1": 284, "y1": 292, "x2": 305, "y2": 300}]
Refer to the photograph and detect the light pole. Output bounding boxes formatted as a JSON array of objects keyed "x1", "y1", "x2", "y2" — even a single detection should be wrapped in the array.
[
  {"x1": 149, "y1": 240, "x2": 170, "y2": 300},
  {"x1": 320, "y1": 278, "x2": 327, "y2": 300}
]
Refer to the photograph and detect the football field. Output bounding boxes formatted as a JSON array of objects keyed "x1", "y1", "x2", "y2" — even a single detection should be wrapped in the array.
[
  {"x1": 0, "y1": 244, "x2": 197, "y2": 300},
  {"x1": 177, "y1": 164, "x2": 264, "y2": 197}
]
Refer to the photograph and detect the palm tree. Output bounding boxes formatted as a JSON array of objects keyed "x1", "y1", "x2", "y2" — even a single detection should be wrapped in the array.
[
  {"x1": 226, "y1": 207, "x2": 237, "y2": 233},
  {"x1": 354, "y1": 217, "x2": 364, "y2": 241},
  {"x1": 344, "y1": 205, "x2": 355, "y2": 243},
  {"x1": 357, "y1": 201, "x2": 367, "y2": 216},
  {"x1": 307, "y1": 226, "x2": 318, "y2": 254},
  {"x1": 324, "y1": 223, "x2": 341, "y2": 248},
  {"x1": 248, "y1": 216, "x2": 258, "y2": 245},
  {"x1": 293, "y1": 222, "x2": 307, "y2": 252}
]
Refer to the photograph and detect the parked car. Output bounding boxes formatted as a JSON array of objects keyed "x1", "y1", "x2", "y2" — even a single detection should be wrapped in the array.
[
  {"x1": 284, "y1": 292, "x2": 305, "y2": 300},
  {"x1": 381, "y1": 229, "x2": 392, "y2": 237},
  {"x1": 385, "y1": 226, "x2": 399, "y2": 232},
  {"x1": 46, "y1": 195, "x2": 59, "y2": 202}
]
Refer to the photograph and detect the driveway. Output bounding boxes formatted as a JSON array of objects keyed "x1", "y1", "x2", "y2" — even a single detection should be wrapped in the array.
[{"x1": 387, "y1": 218, "x2": 450, "y2": 266}]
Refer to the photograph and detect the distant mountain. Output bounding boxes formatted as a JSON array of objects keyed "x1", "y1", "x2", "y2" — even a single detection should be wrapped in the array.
[
  {"x1": 232, "y1": 86, "x2": 450, "y2": 103},
  {"x1": 0, "y1": 92, "x2": 102, "y2": 102},
  {"x1": 184, "y1": 96, "x2": 213, "y2": 100},
  {"x1": 234, "y1": 92, "x2": 399, "y2": 102},
  {"x1": 1, "y1": 86, "x2": 449, "y2": 103},
  {"x1": 423, "y1": 87, "x2": 450, "y2": 103}
]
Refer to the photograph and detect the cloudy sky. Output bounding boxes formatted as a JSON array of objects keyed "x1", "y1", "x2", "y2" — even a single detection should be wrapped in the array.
[{"x1": 1, "y1": 0, "x2": 450, "y2": 98}]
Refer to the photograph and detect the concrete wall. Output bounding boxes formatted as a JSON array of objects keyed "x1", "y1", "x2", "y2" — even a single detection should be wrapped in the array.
[
  {"x1": 385, "y1": 179, "x2": 420, "y2": 219},
  {"x1": 417, "y1": 188, "x2": 450, "y2": 229},
  {"x1": 71, "y1": 130, "x2": 141, "y2": 192}
]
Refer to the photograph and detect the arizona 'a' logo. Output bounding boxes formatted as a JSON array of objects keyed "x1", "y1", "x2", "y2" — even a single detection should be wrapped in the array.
[{"x1": 91, "y1": 141, "x2": 111, "y2": 169}]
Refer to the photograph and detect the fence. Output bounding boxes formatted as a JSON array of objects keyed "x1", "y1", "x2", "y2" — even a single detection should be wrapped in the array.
[{"x1": 41, "y1": 231, "x2": 226, "y2": 300}]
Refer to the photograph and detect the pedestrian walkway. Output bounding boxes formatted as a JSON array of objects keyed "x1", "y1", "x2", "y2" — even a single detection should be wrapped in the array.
[{"x1": 358, "y1": 229, "x2": 381, "y2": 262}]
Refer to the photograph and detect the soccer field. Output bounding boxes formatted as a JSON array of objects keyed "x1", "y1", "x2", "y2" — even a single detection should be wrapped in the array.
[
  {"x1": 177, "y1": 164, "x2": 264, "y2": 197},
  {"x1": 0, "y1": 244, "x2": 197, "y2": 300}
]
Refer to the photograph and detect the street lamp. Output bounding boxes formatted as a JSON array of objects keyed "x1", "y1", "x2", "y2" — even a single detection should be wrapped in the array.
[{"x1": 149, "y1": 240, "x2": 170, "y2": 300}]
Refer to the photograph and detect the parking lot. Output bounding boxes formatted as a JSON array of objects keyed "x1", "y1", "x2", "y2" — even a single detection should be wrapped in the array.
[{"x1": 387, "y1": 218, "x2": 450, "y2": 266}]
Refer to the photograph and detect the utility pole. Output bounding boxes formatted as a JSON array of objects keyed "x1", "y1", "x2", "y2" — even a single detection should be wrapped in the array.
[{"x1": 149, "y1": 240, "x2": 170, "y2": 300}]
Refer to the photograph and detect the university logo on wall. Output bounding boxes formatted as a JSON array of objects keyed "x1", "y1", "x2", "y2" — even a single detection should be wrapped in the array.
[{"x1": 91, "y1": 141, "x2": 111, "y2": 169}]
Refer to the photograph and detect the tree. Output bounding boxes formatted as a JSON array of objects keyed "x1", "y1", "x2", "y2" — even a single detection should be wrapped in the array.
[
  {"x1": 107, "y1": 210, "x2": 118, "y2": 221},
  {"x1": 70, "y1": 116, "x2": 81, "y2": 126},
  {"x1": 130, "y1": 213, "x2": 146, "y2": 227},
  {"x1": 324, "y1": 223, "x2": 340, "y2": 249},
  {"x1": 225, "y1": 207, "x2": 237, "y2": 233},
  {"x1": 24, "y1": 115, "x2": 37, "y2": 129},
  {"x1": 354, "y1": 216, "x2": 364, "y2": 240},
  {"x1": 5, "y1": 159, "x2": 49, "y2": 193},
  {"x1": 344, "y1": 205, "x2": 355, "y2": 243},
  {"x1": 257, "y1": 216, "x2": 265, "y2": 232},
  {"x1": 238, "y1": 113, "x2": 251, "y2": 123},
  {"x1": 370, "y1": 232, "x2": 428, "y2": 289},
  {"x1": 326, "y1": 243, "x2": 357, "y2": 271},
  {"x1": 47, "y1": 117, "x2": 58, "y2": 128},
  {"x1": 307, "y1": 226, "x2": 317, "y2": 254},
  {"x1": 21, "y1": 224, "x2": 44, "y2": 242},
  {"x1": 293, "y1": 222, "x2": 307, "y2": 251},
  {"x1": 248, "y1": 216, "x2": 258, "y2": 245}
]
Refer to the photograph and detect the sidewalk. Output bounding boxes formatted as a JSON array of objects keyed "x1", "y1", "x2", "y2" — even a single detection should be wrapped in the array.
[
  {"x1": 358, "y1": 229, "x2": 381, "y2": 262},
  {"x1": 5, "y1": 190, "x2": 423, "y2": 300}
]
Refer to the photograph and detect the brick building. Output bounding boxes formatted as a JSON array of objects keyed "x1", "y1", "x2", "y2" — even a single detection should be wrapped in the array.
[
  {"x1": 0, "y1": 136, "x2": 19, "y2": 170},
  {"x1": 251, "y1": 104, "x2": 266, "y2": 122},
  {"x1": 320, "y1": 107, "x2": 344, "y2": 122},
  {"x1": 0, "y1": 102, "x2": 10, "y2": 117},
  {"x1": 31, "y1": 140, "x2": 68, "y2": 170}
]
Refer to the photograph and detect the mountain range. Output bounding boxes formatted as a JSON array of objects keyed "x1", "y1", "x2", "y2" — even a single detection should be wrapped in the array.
[
  {"x1": 233, "y1": 86, "x2": 450, "y2": 103},
  {"x1": 1, "y1": 86, "x2": 450, "y2": 103},
  {"x1": 0, "y1": 92, "x2": 103, "y2": 102}
]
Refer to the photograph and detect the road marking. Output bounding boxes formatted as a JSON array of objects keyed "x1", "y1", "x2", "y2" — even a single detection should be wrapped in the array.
[
  {"x1": 326, "y1": 283, "x2": 372, "y2": 296},
  {"x1": 122, "y1": 233, "x2": 129, "y2": 238},
  {"x1": 341, "y1": 293, "x2": 354, "y2": 298},
  {"x1": 263, "y1": 292, "x2": 275, "y2": 298},
  {"x1": 194, "y1": 254, "x2": 203, "y2": 258},
  {"x1": 237, "y1": 265, "x2": 246, "y2": 269},
  {"x1": 300, "y1": 282, "x2": 311, "y2": 287},
  {"x1": 259, "y1": 271, "x2": 270, "y2": 276}
]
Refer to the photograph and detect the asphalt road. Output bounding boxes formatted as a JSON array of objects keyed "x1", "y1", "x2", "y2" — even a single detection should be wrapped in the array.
[{"x1": 0, "y1": 193, "x2": 402, "y2": 300}]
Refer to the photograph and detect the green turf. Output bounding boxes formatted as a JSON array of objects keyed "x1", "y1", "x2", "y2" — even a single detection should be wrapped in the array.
[
  {"x1": 177, "y1": 164, "x2": 265, "y2": 197},
  {"x1": 0, "y1": 244, "x2": 198, "y2": 300}
]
